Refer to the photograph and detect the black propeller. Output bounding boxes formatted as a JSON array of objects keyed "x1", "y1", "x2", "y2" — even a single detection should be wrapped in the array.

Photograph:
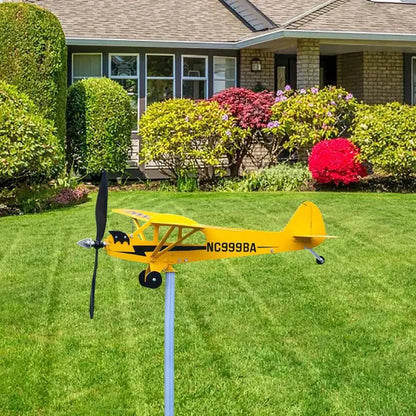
[{"x1": 77, "y1": 170, "x2": 108, "y2": 319}]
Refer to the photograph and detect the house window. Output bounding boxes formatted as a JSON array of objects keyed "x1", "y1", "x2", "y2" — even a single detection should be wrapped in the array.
[
  {"x1": 213, "y1": 57, "x2": 236, "y2": 94},
  {"x1": 146, "y1": 54, "x2": 175, "y2": 107},
  {"x1": 72, "y1": 53, "x2": 102, "y2": 82},
  {"x1": 109, "y1": 54, "x2": 139, "y2": 130},
  {"x1": 182, "y1": 55, "x2": 208, "y2": 99}
]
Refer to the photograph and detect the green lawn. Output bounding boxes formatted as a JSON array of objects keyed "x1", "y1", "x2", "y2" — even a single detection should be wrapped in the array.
[{"x1": 0, "y1": 191, "x2": 415, "y2": 415}]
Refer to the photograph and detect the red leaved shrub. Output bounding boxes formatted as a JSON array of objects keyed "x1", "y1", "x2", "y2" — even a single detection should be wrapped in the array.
[
  {"x1": 210, "y1": 87, "x2": 274, "y2": 129},
  {"x1": 308, "y1": 138, "x2": 367, "y2": 185}
]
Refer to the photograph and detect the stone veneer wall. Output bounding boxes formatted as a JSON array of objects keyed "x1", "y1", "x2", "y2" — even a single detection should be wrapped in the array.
[
  {"x1": 337, "y1": 51, "x2": 403, "y2": 103},
  {"x1": 240, "y1": 49, "x2": 274, "y2": 91},
  {"x1": 296, "y1": 39, "x2": 320, "y2": 89}
]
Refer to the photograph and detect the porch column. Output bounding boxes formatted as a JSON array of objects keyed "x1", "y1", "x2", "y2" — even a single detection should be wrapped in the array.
[{"x1": 296, "y1": 39, "x2": 320, "y2": 89}]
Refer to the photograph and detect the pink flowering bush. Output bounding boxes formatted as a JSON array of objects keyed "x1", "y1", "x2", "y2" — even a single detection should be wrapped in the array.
[
  {"x1": 53, "y1": 185, "x2": 89, "y2": 206},
  {"x1": 308, "y1": 138, "x2": 367, "y2": 185},
  {"x1": 264, "y1": 86, "x2": 357, "y2": 155}
]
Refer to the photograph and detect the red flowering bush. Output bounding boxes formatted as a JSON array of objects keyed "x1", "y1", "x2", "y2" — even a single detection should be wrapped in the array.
[
  {"x1": 211, "y1": 87, "x2": 274, "y2": 129},
  {"x1": 53, "y1": 185, "x2": 89, "y2": 206},
  {"x1": 210, "y1": 87, "x2": 274, "y2": 175},
  {"x1": 308, "y1": 138, "x2": 367, "y2": 185}
]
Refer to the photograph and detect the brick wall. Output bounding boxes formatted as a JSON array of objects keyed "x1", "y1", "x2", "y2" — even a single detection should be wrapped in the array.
[
  {"x1": 296, "y1": 39, "x2": 320, "y2": 89},
  {"x1": 337, "y1": 51, "x2": 403, "y2": 103},
  {"x1": 337, "y1": 53, "x2": 364, "y2": 101},
  {"x1": 363, "y1": 51, "x2": 403, "y2": 104},
  {"x1": 240, "y1": 49, "x2": 274, "y2": 91}
]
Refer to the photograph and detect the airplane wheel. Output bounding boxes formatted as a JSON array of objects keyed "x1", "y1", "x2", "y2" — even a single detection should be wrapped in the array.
[
  {"x1": 316, "y1": 256, "x2": 325, "y2": 265},
  {"x1": 138, "y1": 270, "x2": 146, "y2": 287},
  {"x1": 146, "y1": 271, "x2": 162, "y2": 289},
  {"x1": 139, "y1": 271, "x2": 162, "y2": 289}
]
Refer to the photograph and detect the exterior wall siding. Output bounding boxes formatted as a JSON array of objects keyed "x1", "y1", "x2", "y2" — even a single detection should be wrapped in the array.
[
  {"x1": 296, "y1": 39, "x2": 320, "y2": 89},
  {"x1": 239, "y1": 49, "x2": 274, "y2": 91}
]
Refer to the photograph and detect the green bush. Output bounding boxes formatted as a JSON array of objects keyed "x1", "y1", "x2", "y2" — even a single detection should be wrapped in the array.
[
  {"x1": 0, "y1": 81, "x2": 63, "y2": 186},
  {"x1": 351, "y1": 103, "x2": 416, "y2": 179},
  {"x1": 140, "y1": 98, "x2": 246, "y2": 180},
  {"x1": 215, "y1": 163, "x2": 312, "y2": 192},
  {"x1": 264, "y1": 86, "x2": 357, "y2": 154},
  {"x1": 0, "y1": 3, "x2": 67, "y2": 145},
  {"x1": 66, "y1": 78, "x2": 132, "y2": 175}
]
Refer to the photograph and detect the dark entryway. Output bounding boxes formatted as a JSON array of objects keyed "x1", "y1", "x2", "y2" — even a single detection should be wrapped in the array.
[{"x1": 275, "y1": 54, "x2": 337, "y2": 90}]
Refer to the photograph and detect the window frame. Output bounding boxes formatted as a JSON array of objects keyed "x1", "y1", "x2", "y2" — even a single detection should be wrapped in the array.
[
  {"x1": 108, "y1": 53, "x2": 140, "y2": 131},
  {"x1": 145, "y1": 53, "x2": 176, "y2": 108},
  {"x1": 412, "y1": 56, "x2": 415, "y2": 105},
  {"x1": 181, "y1": 54, "x2": 208, "y2": 99},
  {"x1": 213, "y1": 56, "x2": 237, "y2": 94},
  {"x1": 71, "y1": 53, "x2": 103, "y2": 83}
]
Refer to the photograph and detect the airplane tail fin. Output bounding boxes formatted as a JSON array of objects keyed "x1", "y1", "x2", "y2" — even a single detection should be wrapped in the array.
[{"x1": 284, "y1": 201, "x2": 336, "y2": 240}]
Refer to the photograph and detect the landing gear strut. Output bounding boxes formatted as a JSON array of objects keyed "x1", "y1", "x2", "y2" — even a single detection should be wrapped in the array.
[
  {"x1": 305, "y1": 247, "x2": 325, "y2": 265},
  {"x1": 139, "y1": 270, "x2": 162, "y2": 289}
]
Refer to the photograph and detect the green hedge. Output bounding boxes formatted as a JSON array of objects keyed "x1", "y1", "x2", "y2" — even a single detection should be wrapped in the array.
[
  {"x1": 352, "y1": 102, "x2": 416, "y2": 178},
  {"x1": 66, "y1": 78, "x2": 132, "y2": 175},
  {"x1": 0, "y1": 81, "x2": 64, "y2": 185},
  {"x1": 0, "y1": 2, "x2": 67, "y2": 145}
]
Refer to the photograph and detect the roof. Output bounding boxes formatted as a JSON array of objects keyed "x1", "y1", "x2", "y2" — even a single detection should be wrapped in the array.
[
  {"x1": 32, "y1": 0, "x2": 252, "y2": 43},
  {"x1": 8, "y1": 0, "x2": 416, "y2": 46}
]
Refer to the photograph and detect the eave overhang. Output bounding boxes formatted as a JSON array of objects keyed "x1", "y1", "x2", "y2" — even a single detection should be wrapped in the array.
[{"x1": 66, "y1": 30, "x2": 416, "y2": 50}]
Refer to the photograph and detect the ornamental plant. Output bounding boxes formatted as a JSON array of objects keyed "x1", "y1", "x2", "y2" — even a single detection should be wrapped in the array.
[
  {"x1": 210, "y1": 87, "x2": 274, "y2": 175},
  {"x1": 308, "y1": 138, "x2": 367, "y2": 185},
  {"x1": 0, "y1": 3, "x2": 67, "y2": 145},
  {"x1": 66, "y1": 78, "x2": 132, "y2": 175},
  {"x1": 264, "y1": 86, "x2": 357, "y2": 155},
  {"x1": 0, "y1": 81, "x2": 63, "y2": 186},
  {"x1": 140, "y1": 98, "x2": 245, "y2": 180},
  {"x1": 352, "y1": 102, "x2": 416, "y2": 179}
]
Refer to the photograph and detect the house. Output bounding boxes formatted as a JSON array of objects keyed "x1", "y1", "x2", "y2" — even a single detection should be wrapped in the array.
[{"x1": 6, "y1": 0, "x2": 416, "y2": 173}]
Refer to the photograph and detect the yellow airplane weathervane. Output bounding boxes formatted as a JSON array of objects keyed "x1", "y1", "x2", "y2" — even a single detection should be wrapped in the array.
[{"x1": 77, "y1": 171, "x2": 336, "y2": 416}]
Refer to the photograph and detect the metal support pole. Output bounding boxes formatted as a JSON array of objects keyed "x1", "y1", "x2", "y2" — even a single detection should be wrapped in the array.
[{"x1": 164, "y1": 272, "x2": 175, "y2": 416}]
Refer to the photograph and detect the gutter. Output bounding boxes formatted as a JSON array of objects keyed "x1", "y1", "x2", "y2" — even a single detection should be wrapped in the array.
[{"x1": 67, "y1": 29, "x2": 416, "y2": 50}]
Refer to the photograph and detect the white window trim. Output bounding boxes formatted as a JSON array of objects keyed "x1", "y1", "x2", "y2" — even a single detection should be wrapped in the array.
[
  {"x1": 213, "y1": 56, "x2": 237, "y2": 94},
  {"x1": 412, "y1": 57, "x2": 416, "y2": 105},
  {"x1": 181, "y1": 55, "x2": 208, "y2": 99},
  {"x1": 145, "y1": 53, "x2": 176, "y2": 108},
  {"x1": 71, "y1": 53, "x2": 103, "y2": 83},
  {"x1": 109, "y1": 53, "x2": 140, "y2": 132}
]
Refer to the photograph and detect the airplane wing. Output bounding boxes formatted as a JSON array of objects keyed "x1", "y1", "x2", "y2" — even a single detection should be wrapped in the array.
[{"x1": 113, "y1": 209, "x2": 204, "y2": 229}]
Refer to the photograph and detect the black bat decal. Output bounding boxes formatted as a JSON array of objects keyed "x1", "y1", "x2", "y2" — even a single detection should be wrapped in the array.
[{"x1": 109, "y1": 230, "x2": 130, "y2": 245}]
